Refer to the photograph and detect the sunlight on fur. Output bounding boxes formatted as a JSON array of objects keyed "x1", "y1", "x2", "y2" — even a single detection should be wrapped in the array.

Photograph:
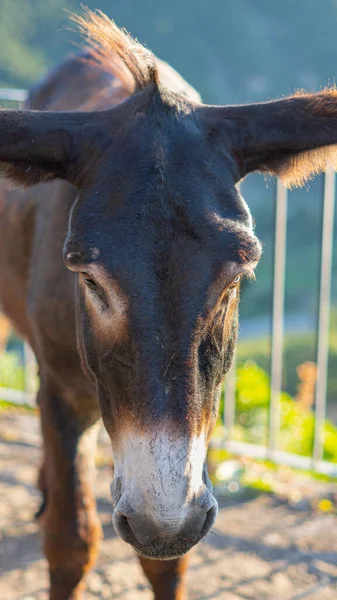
[{"x1": 70, "y1": 8, "x2": 158, "y2": 92}]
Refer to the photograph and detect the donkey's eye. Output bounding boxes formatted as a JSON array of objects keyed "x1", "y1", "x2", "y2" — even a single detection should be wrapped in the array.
[
  {"x1": 82, "y1": 273, "x2": 97, "y2": 290},
  {"x1": 226, "y1": 274, "x2": 242, "y2": 294}
]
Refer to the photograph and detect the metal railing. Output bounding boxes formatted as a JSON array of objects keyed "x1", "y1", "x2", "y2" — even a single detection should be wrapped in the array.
[
  {"x1": 0, "y1": 88, "x2": 337, "y2": 476},
  {"x1": 222, "y1": 171, "x2": 337, "y2": 477},
  {"x1": 0, "y1": 88, "x2": 26, "y2": 104},
  {"x1": 0, "y1": 88, "x2": 35, "y2": 407}
]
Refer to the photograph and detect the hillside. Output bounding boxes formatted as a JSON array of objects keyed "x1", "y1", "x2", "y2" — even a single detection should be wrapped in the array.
[{"x1": 3, "y1": 1, "x2": 337, "y2": 105}]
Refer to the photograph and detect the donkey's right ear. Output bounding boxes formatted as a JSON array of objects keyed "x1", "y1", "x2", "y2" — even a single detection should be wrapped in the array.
[
  {"x1": 0, "y1": 109, "x2": 99, "y2": 187},
  {"x1": 198, "y1": 90, "x2": 337, "y2": 188}
]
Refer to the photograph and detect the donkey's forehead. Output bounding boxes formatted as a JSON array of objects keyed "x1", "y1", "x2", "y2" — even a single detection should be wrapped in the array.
[
  {"x1": 66, "y1": 188, "x2": 260, "y2": 273},
  {"x1": 97, "y1": 95, "x2": 231, "y2": 189},
  {"x1": 65, "y1": 218, "x2": 260, "y2": 304},
  {"x1": 66, "y1": 99, "x2": 260, "y2": 268}
]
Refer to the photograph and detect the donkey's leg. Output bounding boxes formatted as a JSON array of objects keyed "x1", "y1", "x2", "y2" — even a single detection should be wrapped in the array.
[
  {"x1": 138, "y1": 555, "x2": 189, "y2": 600},
  {"x1": 37, "y1": 382, "x2": 102, "y2": 600}
]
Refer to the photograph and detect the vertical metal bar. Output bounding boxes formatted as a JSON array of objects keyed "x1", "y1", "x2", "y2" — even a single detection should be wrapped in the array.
[
  {"x1": 313, "y1": 170, "x2": 335, "y2": 464},
  {"x1": 23, "y1": 342, "x2": 36, "y2": 404},
  {"x1": 268, "y1": 179, "x2": 288, "y2": 455},
  {"x1": 224, "y1": 353, "x2": 237, "y2": 439}
]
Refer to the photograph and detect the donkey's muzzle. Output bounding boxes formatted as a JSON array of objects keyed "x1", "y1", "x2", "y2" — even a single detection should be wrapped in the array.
[{"x1": 112, "y1": 489, "x2": 218, "y2": 559}]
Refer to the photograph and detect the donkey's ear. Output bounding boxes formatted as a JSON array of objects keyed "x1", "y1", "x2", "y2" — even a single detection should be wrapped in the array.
[
  {"x1": 0, "y1": 109, "x2": 97, "y2": 187},
  {"x1": 200, "y1": 90, "x2": 337, "y2": 187}
]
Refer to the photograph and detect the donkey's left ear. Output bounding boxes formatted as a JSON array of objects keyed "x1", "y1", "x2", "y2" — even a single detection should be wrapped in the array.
[
  {"x1": 199, "y1": 90, "x2": 337, "y2": 188},
  {"x1": 0, "y1": 109, "x2": 99, "y2": 187}
]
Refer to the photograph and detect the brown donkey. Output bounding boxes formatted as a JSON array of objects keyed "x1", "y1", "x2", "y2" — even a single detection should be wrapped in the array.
[{"x1": 1, "y1": 9, "x2": 337, "y2": 599}]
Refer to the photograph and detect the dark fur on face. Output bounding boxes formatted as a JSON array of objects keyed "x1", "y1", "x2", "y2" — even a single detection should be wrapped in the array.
[
  {"x1": 1, "y1": 10, "x2": 336, "y2": 441},
  {"x1": 1, "y1": 11, "x2": 337, "y2": 568},
  {"x1": 58, "y1": 83, "x2": 261, "y2": 441}
]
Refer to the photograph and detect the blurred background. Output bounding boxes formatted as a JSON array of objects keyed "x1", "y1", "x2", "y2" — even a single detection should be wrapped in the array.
[
  {"x1": 2, "y1": 3, "x2": 337, "y2": 598},
  {"x1": 1, "y1": 0, "x2": 337, "y2": 475}
]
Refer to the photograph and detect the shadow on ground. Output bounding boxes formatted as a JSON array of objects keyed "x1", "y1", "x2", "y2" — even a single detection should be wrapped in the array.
[{"x1": 1, "y1": 411, "x2": 337, "y2": 599}]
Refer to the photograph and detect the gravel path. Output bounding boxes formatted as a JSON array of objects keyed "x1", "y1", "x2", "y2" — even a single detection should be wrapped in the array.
[{"x1": 1, "y1": 410, "x2": 337, "y2": 600}]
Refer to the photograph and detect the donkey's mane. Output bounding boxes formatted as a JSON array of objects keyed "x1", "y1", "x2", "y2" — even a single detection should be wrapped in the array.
[{"x1": 70, "y1": 9, "x2": 159, "y2": 94}]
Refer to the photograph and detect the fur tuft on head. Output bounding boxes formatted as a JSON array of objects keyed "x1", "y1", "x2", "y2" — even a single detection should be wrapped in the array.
[{"x1": 70, "y1": 8, "x2": 159, "y2": 94}]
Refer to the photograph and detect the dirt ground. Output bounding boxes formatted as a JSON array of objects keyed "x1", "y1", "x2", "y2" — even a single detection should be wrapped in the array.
[{"x1": 1, "y1": 411, "x2": 337, "y2": 600}]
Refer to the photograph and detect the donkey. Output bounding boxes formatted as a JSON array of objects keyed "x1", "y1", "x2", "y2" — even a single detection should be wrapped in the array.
[{"x1": 1, "y1": 9, "x2": 337, "y2": 600}]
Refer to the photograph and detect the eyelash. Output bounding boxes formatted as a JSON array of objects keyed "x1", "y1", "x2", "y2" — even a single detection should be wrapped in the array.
[
  {"x1": 228, "y1": 274, "x2": 242, "y2": 290},
  {"x1": 82, "y1": 273, "x2": 97, "y2": 290},
  {"x1": 222, "y1": 274, "x2": 245, "y2": 301},
  {"x1": 82, "y1": 273, "x2": 111, "y2": 311}
]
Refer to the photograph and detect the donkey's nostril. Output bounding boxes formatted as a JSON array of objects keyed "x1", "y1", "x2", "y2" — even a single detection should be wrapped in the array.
[
  {"x1": 114, "y1": 513, "x2": 134, "y2": 540},
  {"x1": 200, "y1": 503, "x2": 218, "y2": 538},
  {"x1": 179, "y1": 500, "x2": 218, "y2": 544},
  {"x1": 113, "y1": 494, "x2": 218, "y2": 553},
  {"x1": 113, "y1": 510, "x2": 158, "y2": 546}
]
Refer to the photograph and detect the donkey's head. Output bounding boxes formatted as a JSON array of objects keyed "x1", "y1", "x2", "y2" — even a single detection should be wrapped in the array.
[{"x1": 2, "y1": 12, "x2": 337, "y2": 559}]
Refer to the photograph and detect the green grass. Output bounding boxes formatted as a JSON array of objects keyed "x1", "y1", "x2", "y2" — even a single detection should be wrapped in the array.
[
  {"x1": 0, "y1": 352, "x2": 25, "y2": 392},
  {"x1": 226, "y1": 361, "x2": 337, "y2": 461},
  {"x1": 236, "y1": 310, "x2": 337, "y2": 405},
  {"x1": 0, "y1": 351, "x2": 37, "y2": 411}
]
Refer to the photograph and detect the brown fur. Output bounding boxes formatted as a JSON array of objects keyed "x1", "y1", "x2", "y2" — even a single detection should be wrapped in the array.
[
  {"x1": 0, "y1": 12, "x2": 203, "y2": 599},
  {"x1": 139, "y1": 555, "x2": 189, "y2": 600},
  {"x1": 2, "y1": 9, "x2": 337, "y2": 599},
  {"x1": 70, "y1": 9, "x2": 158, "y2": 91}
]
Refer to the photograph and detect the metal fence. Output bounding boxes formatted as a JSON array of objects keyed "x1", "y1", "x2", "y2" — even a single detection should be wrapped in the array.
[
  {"x1": 222, "y1": 171, "x2": 337, "y2": 477},
  {"x1": 0, "y1": 88, "x2": 36, "y2": 406},
  {"x1": 1, "y1": 88, "x2": 337, "y2": 476},
  {"x1": 0, "y1": 88, "x2": 26, "y2": 103}
]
